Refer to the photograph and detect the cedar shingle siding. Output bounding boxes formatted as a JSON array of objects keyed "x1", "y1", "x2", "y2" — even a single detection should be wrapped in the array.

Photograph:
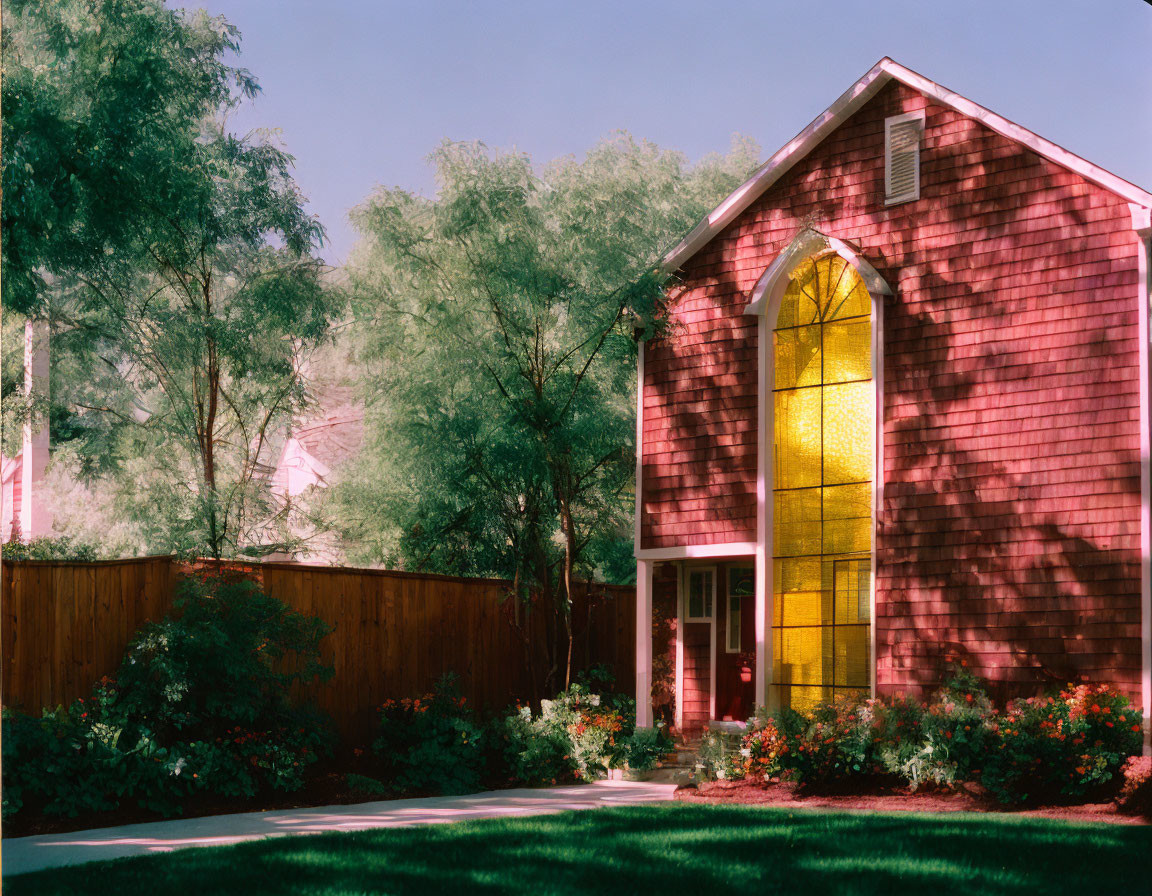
[{"x1": 641, "y1": 80, "x2": 1144, "y2": 700}]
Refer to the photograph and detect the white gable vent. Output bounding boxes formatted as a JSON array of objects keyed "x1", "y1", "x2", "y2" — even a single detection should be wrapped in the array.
[{"x1": 884, "y1": 111, "x2": 925, "y2": 204}]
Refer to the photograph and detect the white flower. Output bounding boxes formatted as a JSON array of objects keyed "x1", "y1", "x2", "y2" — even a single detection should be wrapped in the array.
[{"x1": 740, "y1": 748, "x2": 751, "y2": 758}]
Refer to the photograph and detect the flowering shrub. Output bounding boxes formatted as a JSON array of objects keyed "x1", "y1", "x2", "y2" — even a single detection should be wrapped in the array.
[
  {"x1": 539, "y1": 684, "x2": 627, "y2": 780},
  {"x1": 717, "y1": 670, "x2": 1143, "y2": 806},
  {"x1": 373, "y1": 675, "x2": 486, "y2": 796},
  {"x1": 741, "y1": 717, "x2": 785, "y2": 781},
  {"x1": 2, "y1": 574, "x2": 334, "y2": 822},
  {"x1": 981, "y1": 684, "x2": 1143, "y2": 804},
  {"x1": 895, "y1": 666, "x2": 994, "y2": 789},
  {"x1": 493, "y1": 683, "x2": 661, "y2": 785},
  {"x1": 763, "y1": 697, "x2": 887, "y2": 787},
  {"x1": 696, "y1": 725, "x2": 748, "y2": 781},
  {"x1": 493, "y1": 702, "x2": 582, "y2": 787}
]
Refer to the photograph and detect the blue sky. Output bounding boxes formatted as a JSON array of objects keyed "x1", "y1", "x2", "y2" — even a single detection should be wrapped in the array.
[{"x1": 199, "y1": 0, "x2": 1152, "y2": 265}]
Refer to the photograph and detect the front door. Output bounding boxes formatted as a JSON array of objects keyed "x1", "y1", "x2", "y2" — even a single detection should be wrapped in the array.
[{"x1": 715, "y1": 565, "x2": 755, "y2": 721}]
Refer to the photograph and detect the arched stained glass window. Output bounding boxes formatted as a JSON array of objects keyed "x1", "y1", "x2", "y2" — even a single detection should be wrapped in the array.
[{"x1": 772, "y1": 254, "x2": 872, "y2": 711}]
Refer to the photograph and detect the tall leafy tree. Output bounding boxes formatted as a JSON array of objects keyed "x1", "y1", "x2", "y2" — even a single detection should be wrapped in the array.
[
  {"x1": 2, "y1": 0, "x2": 338, "y2": 558},
  {"x1": 339, "y1": 135, "x2": 758, "y2": 690}
]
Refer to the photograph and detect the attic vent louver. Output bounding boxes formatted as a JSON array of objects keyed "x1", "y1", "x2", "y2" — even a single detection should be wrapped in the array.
[{"x1": 884, "y1": 112, "x2": 924, "y2": 204}]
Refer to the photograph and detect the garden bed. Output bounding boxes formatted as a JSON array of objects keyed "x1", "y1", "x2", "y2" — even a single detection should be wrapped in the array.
[{"x1": 675, "y1": 776, "x2": 1149, "y2": 825}]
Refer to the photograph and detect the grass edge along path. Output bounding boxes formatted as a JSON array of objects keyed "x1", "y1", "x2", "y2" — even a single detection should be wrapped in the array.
[{"x1": 8, "y1": 803, "x2": 1150, "y2": 896}]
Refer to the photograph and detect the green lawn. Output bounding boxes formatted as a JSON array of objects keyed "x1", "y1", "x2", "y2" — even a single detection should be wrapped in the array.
[{"x1": 8, "y1": 804, "x2": 1149, "y2": 896}]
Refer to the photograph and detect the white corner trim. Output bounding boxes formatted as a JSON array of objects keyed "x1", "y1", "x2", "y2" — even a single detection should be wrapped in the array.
[
  {"x1": 635, "y1": 558, "x2": 654, "y2": 729},
  {"x1": 635, "y1": 541, "x2": 758, "y2": 561},
  {"x1": 661, "y1": 57, "x2": 1152, "y2": 275},
  {"x1": 1135, "y1": 204, "x2": 1152, "y2": 751},
  {"x1": 675, "y1": 560, "x2": 685, "y2": 731},
  {"x1": 633, "y1": 341, "x2": 645, "y2": 555}
]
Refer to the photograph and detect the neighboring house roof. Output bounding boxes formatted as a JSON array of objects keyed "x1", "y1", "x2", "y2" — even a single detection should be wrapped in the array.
[
  {"x1": 661, "y1": 57, "x2": 1152, "y2": 274},
  {"x1": 270, "y1": 385, "x2": 365, "y2": 498}
]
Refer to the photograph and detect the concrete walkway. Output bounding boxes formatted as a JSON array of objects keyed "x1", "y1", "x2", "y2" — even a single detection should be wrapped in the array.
[{"x1": 2, "y1": 779, "x2": 678, "y2": 877}]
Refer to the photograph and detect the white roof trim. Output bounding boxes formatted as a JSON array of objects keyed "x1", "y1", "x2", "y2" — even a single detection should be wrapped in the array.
[
  {"x1": 661, "y1": 57, "x2": 1152, "y2": 274},
  {"x1": 744, "y1": 230, "x2": 892, "y2": 316}
]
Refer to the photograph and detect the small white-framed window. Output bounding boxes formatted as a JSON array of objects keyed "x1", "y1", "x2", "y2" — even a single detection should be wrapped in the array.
[
  {"x1": 727, "y1": 566, "x2": 753, "y2": 652},
  {"x1": 884, "y1": 111, "x2": 925, "y2": 205},
  {"x1": 685, "y1": 568, "x2": 715, "y2": 621}
]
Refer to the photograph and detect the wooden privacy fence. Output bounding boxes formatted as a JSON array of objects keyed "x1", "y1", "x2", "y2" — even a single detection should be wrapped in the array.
[{"x1": 1, "y1": 557, "x2": 636, "y2": 743}]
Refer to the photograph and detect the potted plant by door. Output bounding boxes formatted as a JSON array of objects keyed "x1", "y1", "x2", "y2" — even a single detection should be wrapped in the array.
[{"x1": 738, "y1": 650, "x2": 755, "y2": 683}]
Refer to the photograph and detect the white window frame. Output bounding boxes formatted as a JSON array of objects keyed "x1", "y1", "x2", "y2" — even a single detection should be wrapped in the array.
[
  {"x1": 685, "y1": 567, "x2": 716, "y2": 622},
  {"x1": 884, "y1": 110, "x2": 925, "y2": 205}
]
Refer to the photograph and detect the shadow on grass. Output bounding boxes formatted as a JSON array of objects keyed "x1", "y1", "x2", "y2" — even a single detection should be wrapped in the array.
[{"x1": 8, "y1": 804, "x2": 1149, "y2": 896}]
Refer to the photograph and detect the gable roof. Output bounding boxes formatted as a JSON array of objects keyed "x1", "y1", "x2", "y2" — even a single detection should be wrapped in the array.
[{"x1": 662, "y1": 57, "x2": 1152, "y2": 274}]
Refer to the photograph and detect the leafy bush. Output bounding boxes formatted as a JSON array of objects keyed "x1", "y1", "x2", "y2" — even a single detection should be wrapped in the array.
[
  {"x1": 373, "y1": 675, "x2": 486, "y2": 796},
  {"x1": 2, "y1": 573, "x2": 334, "y2": 821},
  {"x1": 981, "y1": 684, "x2": 1143, "y2": 804}
]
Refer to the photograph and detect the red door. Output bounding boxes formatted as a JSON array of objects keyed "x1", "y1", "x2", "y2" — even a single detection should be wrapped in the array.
[{"x1": 715, "y1": 565, "x2": 755, "y2": 721}]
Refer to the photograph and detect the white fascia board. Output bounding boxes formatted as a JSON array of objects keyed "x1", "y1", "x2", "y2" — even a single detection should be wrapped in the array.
[
  {"x1": 635, "y1": 541, "x2": 757, "y2": 561},
  {"x1": 660, "y1": 57, "x2": 1152, "y2": 275}
]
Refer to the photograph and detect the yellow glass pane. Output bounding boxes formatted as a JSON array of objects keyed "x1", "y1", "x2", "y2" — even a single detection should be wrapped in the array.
[
  {"x1": 774, "y1": 387, "x2": 821, "y2": 489},
  {"x1": 834, "y1": 625, "x2": 870, "y2": 688},
  {"x1": 823, "y1": 483, "x2": 871, "y2": 554},
  {"x1": 833, "y1": 558, "x2": 871, "y2": 624},
  {"x1": 786, "y1": 255, "x2": 869, "y2": 324},
  {"x1": 822, "y1": 318, "x2": 871, "y2": 384},
  {"x1": 774, "y1": 488, "x2": 821, "y2": 557},
  {"x1": 822, "y1": 380, "x2": 872, "y2": 485},
  {"x1": 822, "y1": 266, "x2": 869, "y2": 322},
  {"x1": 774, "y1": 625, "x2": 830, "y2": 684},
  {"x1": 773, "y1": 684, "x2": 831, "y2": 713},
  {"x1": 774, "y1": 324, "x2": 822, "y2": 390},
  {"x1": 777, "y1": 278, "x2": 821, "y2": 329}
]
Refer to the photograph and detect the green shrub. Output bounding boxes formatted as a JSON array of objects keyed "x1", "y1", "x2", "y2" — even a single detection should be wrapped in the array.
[
  {"x1": 620, "y1": 723, "x2": 674, "y2": 772},
  {"x1": 372, "y1": 674, "x2": 486, "y2": 796},
  {"x1": 2, "y1": 573, "x2": 334, "y2": 821},
  {"x1": 981, "y1": 684, "x2": 1143, "y2": 804}
]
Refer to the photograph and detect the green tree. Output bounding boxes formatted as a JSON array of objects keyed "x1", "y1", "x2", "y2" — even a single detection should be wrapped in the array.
[
  {"x1": 339, "y1": 135, "x2": 758, "y2": 692},
  {"x1": 2, "y1": 0, "x2": 338, "y2": 558}
]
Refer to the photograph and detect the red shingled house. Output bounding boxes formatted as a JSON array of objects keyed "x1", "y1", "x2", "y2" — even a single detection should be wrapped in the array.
[{"x1": 633, "y1": 58, "x2": 1152, "y2": 746}]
